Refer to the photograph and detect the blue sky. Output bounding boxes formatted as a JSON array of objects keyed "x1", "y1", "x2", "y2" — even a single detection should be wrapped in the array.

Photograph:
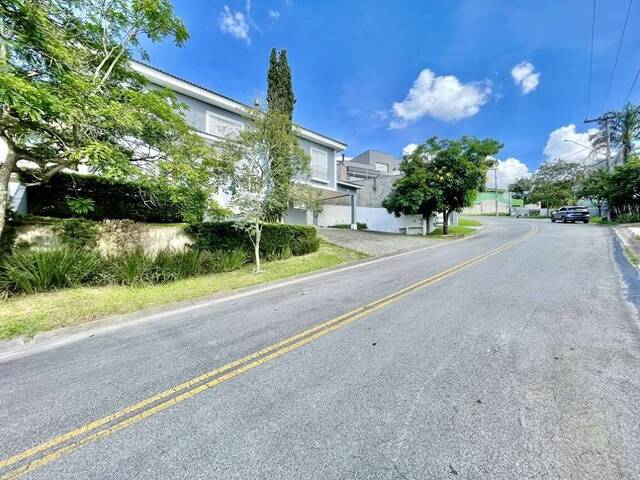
[{"x1": 143, "y1": 0, "x2": 640, "y2": 185}]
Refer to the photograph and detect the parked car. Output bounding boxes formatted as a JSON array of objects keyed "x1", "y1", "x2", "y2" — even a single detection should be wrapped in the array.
[{"x1": 551, "y1": 206, "x2": 590, "y2": 224}]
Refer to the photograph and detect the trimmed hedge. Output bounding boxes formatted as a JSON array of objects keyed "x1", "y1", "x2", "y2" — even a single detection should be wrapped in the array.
[
  {"x1": 187, "y1": 222, "x2": 319, "y2": 259},
  {"x1": 22, "y1": 172, "x2": 185, "y2": 223}
]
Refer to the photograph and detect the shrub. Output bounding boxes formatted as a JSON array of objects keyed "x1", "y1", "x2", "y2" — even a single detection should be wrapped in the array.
[
  {"x1": 21, "y1": 171, "x2": 186, "y2": 223},
  {"x1": 53, "y1": 218, "x2": 100, "y2": 249},
  {"x1": 215, "y1": 249, "x2": 247, "y2": 272},
  {"x1": 104, "y1": 248, "x2": 154, "y2": 285},
  {"x1": 0, "y1": 248, "x2": 104, "y2": 294},
  {"x1": 187, "y1": 222, "x2": 317, "y2": 260},
  {"x1": 615, "y1": 212, "x2": 640, "y2": 224},
  {"x1": 329, "y1": 223, "x2": 368, "y2": 230},
  {"x1": 291, "y1": 236, "x2": 321, "y2": 256}
]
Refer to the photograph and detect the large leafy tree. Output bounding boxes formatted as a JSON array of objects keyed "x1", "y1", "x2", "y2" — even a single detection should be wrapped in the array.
[
  {"x1": 383, "y1": 147, "x2": 440, "y2": 235},
  {"x1": 606, "y1": 157, "x2": 640, "y2": 218},
  {"x1": 384, "y1": 136, "x2": 500, "y2": 234},
  {"x1": 577, "y1": 168, "x2": 609, "y2": 217},
  {"x1": 218, "y1": 108, "x2": 308, "y2": 273},
  {"x1": 529, "y1": 159, "x2": 581, "y2": 212},
  {"x1": 612, "y1": 104, "x2": 640, "y2": 163},
  {"x1": 0, "y1": 0, "x2": 225, "y2": 236},
  {"x1": 265, "y1": 48, "x2": 296, "y2": 220},
  {"x1": 509, "y1": 177, "x2": 533, "y2": 205}
]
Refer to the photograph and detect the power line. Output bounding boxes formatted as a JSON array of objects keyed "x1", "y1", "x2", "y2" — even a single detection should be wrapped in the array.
[
  {"x1": 625, "y1": 67, "x2": 640, "y2": 104},
  {"x1": 603, "y1": 0, "x2": 633, "y2": 110},
  {"x1": 586, "y1": 0, "x2": 597, "y2": 118}
]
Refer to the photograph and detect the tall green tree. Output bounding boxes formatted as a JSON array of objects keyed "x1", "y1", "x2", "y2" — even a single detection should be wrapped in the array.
[
  {"x1": 529, "y1": 159, "x2": 581, "y2": 212},
  {"x1": 265, "y1": 48, "x2": 297, "y2": 220},
  {"x1": 218, "y1": 107, "x2": 308, "y2": 273},
  {"x1": 612, "y1": 104, "x2": 640, "y2": 163},
  {"x1": 384, "y1": 136, "x2": 501, "y2": 234},
  {"x1": 509, "y1": 177, "x2": 533, "y2": 205},
  {"x1": 382, "y1": 146, "x2": 440, "y2": 235},
  {"x1": 0, "y1": 0, "x2": 225, "y2": 237},
  {"x1": 577, "y1": 168, "x2": 609, "y2": 217},
  {"x1": 606, "y1": 157, "x2": 640, "y2": 218}
]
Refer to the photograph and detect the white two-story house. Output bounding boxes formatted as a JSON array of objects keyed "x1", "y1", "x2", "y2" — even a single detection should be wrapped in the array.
[{"x1": 131, "y1": 62, "x2": 361, "y2": 228}]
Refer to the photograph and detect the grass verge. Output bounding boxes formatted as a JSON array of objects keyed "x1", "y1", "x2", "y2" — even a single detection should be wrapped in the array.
[
  {"x1": 625, "y1": 247, "x2": 639, "y2": 266},
  {"x1": 429, "y1": 225, "x2": 477, "y2": 237},
  {"x1": 458, "y1": 217, "x2": 482, "y2": 227},
  {"x1": 0, "y1": 242, "x2": 367, "y2": 340}
]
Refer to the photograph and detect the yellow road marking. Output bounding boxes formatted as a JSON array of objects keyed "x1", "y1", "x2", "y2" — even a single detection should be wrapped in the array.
[{"x1": 0, "y1": 223, "x2": 537, "y2": 479}]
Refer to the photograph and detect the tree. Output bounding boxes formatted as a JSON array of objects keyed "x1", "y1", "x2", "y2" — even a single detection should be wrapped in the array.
[
  {"x1": 577, "y1": 168, "x2": 609, "y2": 217},
  {"x1": 509, "y1": 177, "x2": 533, "y2": 205},
  {"x1": 382, "y1": 147, "x2": 440, "y2": 236},
  {"x1": 611, "y1": 104, "x2": 640, "y2": 163},
  {"x1": 384, "y1": 136, "x2": 501, "y2": 235},
  {"x1": 606, "y1": 157, "x2": 640, "y2": 218},
  {"x1": 529, "y1": 159, "x2": 581, "y2": 213},
  {"x1": 218, "y1": 108, "x2": 308, "y2": 273},
  {"x1": 265, "y1": 48, "x2": 297, "y2": 220},
  {"x1": 0, "y1": 0, "x2": 224, "y2": 237}
]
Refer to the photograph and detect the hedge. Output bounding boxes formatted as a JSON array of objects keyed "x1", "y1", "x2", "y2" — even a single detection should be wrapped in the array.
[
  {"x1": 187, "y1": 222, "x2": 319, "y2": 259},
  {"x1": 22, "y1": 172, "x2": 185, "y2": 223}
]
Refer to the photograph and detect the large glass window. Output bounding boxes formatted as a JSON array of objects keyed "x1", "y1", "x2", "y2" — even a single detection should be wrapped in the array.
[{"x1": 311, "y1": 148, "x2": 328, "y2": 181}]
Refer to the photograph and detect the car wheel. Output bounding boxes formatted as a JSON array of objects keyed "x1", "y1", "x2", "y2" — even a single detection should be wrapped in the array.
[
  {"x1": 562, "y1": 217, "x2": 567, "y2": 223},
  {"x1": 584, "y1": 220, "x2": 589, "y2": 224},
  {"x1": 551, "y1": 218, "x2": 556, "y2": 223}
]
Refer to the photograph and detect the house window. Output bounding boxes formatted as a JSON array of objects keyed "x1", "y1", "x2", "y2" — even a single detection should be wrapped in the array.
[
  {"x1": 206, "y1": 111, "x2": 243, "y2": 138},
  {"x1": 375, "y1": 162, "x2": 389, "y2": 173},
  {"x1": 310, "y1": 148, "x2": 328, "y2": 181}
]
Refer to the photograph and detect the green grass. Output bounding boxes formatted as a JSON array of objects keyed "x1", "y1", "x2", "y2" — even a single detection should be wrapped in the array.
[
  {"x1": 0, "y1": 242, "x2": 367, "y2": 340},
  {"x1": 625, "y1": 247, "x2": 639, "y2": 265},
  {"x1": 429, "y1": 225, "x2": 477, "y2": 237},
  {"x1": 458, "y1": 217, "x2": 482, "y2": 227}
]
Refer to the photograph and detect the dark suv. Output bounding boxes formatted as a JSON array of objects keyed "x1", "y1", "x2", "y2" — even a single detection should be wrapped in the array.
[{"x1": 551, "y1": 206, "x2": 590, "y2": 224}]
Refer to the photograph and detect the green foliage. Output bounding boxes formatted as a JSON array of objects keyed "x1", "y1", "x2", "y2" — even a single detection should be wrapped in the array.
[
  {"x1": 616, "y1": 213, "x2": 640, "y2": 223},
  {"x1": 330, "y1": 223, "x2": 368, "y2": 230},
  {"x1": 529, "y1": 159, "x2": 582, "y2": 210},
  {"x1": 22, "y1": 171, "x2": 189, "y2": 222},
  {"x1": 607, "y1": 158, "x2": 640, "y2": 218},
  {"x1": 385, "y1": 136, "x2": 501, "y2": 234},
  {"x1": 66, "y1": 197, "x2": 96, "y2": 216},
  {"x1": 0, "y1": 0, "x2": 226, "y2": 236},
  {"x1": 509, "y1": 177, "x2": 533, "y2": 204},
  {"x1": 187, "y1": 222, "x2": 318, "y2": 260},
  {"x1": 291, "y1": 236, "x2": 321, "y2": 256},
  {"x1": 53, "y1": 218, "x2": 100, "y2": 249},
  {"x1": 0, "y1": 248, "x2": 104, "y2": 294},
  {"x1": 267, "y1": 48, "x2": 296, "y2": 120},
  {"x1": 577, "y1": 168, "x2": 609, "y2": 215}
]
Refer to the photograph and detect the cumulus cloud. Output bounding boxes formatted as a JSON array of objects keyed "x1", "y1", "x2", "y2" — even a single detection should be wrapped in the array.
[
  {"x1": 402, "y1": 143, "x2": 419, "y2": 156},
  {"x1": 269, "y1": 10, "x2": 280, "y2": 20},
  {"x1": 219, "y1": 5, "x2": 251, "y2": 43},
  {"x1": 511, "y1": 61, "x2": 540, "y2": 94},
  {"x1": 543, "y1": 124, "x2": 601, "y2": 165},
  {"x1": 390, "y1": 69, "x2": 491, "y2": 127},
  {"x1": 486, "y1": 157, "x2": 530, "y2": 189}
]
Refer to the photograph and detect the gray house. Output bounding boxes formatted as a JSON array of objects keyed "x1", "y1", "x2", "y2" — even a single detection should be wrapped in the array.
[
  {"x1": 131, "y1": 62, "x2": 361, "y2": 227},
  {"x1": 338, "y1": 150, "x2": 401, "y2": 182}
]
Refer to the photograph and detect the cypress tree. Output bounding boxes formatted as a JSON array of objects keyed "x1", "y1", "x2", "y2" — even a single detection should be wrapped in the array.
[
  {"x1": 277, "y1": 50, "x2": 296, "y2": 122},
  {"x1": 267, "y1": 48, "x2": 280, "y2": 113}
]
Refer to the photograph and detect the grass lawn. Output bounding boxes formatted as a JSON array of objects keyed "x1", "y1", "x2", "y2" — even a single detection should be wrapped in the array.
[
  {"x1": 458, "y1": 217, "x2": 482, "y2": 227},
  {"x1": 429, "y1": 225, "x2": 477, "y2": 237},
  {"x1": 0, "y1": 242, "x2": 367, "y2": 340}
]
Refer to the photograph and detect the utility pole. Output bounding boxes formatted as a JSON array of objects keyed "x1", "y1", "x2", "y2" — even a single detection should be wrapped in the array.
[{"x1": 584, "y1": 113, "x2": 615, "y2": 170}]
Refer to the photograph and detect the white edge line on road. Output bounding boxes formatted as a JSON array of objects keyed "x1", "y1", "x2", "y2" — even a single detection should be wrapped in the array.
[{"x1": 0, "y1": 224, "x2": 520, "y2": 361}]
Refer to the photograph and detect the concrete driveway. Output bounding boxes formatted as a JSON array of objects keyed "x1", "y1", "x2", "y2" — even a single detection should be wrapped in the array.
[{"x1": 318, "y1": 227, "x2": 441, "y2": 256}]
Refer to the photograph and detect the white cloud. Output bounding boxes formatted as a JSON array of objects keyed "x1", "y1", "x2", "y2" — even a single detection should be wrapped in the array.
[
  {"x1": 219, "y1": 5, "x2": 250, "y2": 43},
  {"x1": 511, "y1": 61, "x2": 540, "y2": 94},
  {"x1": 390, "y1": 69, "x2": 491, "y2": 127},
  {"x1": 543, "y1": 124, "x2": 601, "y2": 165},
  {"x1": 269, "y1": 10, "x2": 281, "y2": 20},
  {"x1": 402, "y1": 143, "x2": 419, "y2": 156},
  {"x1": 486, "y1": 157, "x2": 530, "y2": 189}
]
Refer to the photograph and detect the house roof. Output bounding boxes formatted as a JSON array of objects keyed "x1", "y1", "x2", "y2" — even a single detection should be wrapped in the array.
[{"x1": 130, "y1": 61, "x2": 347, "y2": 151}]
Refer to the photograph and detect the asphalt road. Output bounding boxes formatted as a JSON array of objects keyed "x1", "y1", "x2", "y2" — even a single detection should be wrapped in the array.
[{"x1": 1, "y1": 218, "x2": 639, "y2": 479}]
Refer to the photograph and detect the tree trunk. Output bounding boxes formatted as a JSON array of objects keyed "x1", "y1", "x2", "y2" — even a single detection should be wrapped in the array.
[
  {"x1": 442, "y1": 210, "x2": 450, "y2": 235},
  {"x1": 0, "y1": 139, "x2": 16, "y2": 240},
  {"x1": 253, "y1": 223, "x2": 262, "y2": 274},
  {"x1": 597, "y1": 203, "x2": 602, "y2": 218}
]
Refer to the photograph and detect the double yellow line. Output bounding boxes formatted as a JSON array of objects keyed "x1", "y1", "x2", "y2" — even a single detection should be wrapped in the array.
[{"x1": 0, "y1": 223, "x2": 537, "y2": 479}]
